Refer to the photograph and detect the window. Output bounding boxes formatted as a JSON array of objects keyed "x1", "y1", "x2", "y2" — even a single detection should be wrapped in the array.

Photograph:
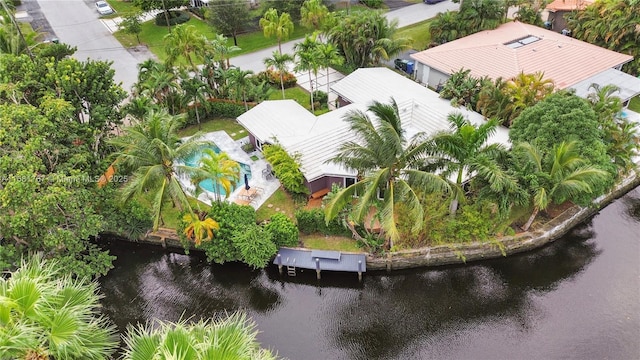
[{"x1": 345, "y1": 177, "x2": 356, "y2": 188}]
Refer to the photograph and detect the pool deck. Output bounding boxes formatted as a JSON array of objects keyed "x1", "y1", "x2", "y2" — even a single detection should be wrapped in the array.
[{"x1": 180, "y1": 131, "x2": 281, "y2": 209}]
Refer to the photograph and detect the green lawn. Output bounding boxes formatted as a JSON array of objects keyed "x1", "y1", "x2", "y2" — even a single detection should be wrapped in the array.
[
  {"x1": 112, "y1": 12, "x2": 309, "y2": 63},
  {"x1": 628, "y1": 96, "x2": 640, "y2": 113},
  {"x1": 395, "y1": 18, "x2": 433, "y2": 51},
  {"x1": 177, "y1": 118, "x2": 248, "y2": 140},
  {"x1": 256, "y1": 188, "x2": 297, "y2": 222},
  {"x1": 267, "y1": 86, "x2": 330, "y2": 115},
  {"x1": 301, "y1": 235, "x2": 361, "y2": 252},
  {"x1": 106, "y1": 0, "x2": 139, "y2": 17}
]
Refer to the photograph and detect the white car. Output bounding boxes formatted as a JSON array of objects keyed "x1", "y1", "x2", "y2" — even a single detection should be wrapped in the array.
[{"x1": 96, "y1": 1, "x2": 114, "y2": 15}]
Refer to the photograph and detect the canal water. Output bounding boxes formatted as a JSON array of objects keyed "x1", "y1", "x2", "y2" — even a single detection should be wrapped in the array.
[{"x1": 100, "y1": 187, "x2": 640, "y2": 360}]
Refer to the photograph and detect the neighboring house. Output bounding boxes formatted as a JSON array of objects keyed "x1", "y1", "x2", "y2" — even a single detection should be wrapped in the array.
[
  {"x1": 544, "y1": 0, "x2": 594, "y2": 33},
  {"x1": 238, "y1": 68, "x2": 510, "y2": 194},
  {"x1": 409, "y1": 21, "x2": 634, "y2": 93}
]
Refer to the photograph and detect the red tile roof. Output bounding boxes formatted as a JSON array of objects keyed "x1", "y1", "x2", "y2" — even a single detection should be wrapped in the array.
[
  {"x1": 545, "y1": 0, "x2": 594, "y2": 12},
  {"x1": 410, "y1": 21, "x2": 632, "y2": 89}
]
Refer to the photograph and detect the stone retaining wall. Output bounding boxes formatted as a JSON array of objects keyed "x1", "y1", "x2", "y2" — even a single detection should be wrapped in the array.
[
  {"x1": 132, "y1": 171, "x2": 640, "y2": 271},
  {"x1": 366, "y1": 170, "x2": 640, "y2": 271}
]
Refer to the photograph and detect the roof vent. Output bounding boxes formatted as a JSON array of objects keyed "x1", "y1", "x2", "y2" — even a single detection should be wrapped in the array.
[{"x1": 504, "y1": 35, "x2": 541, "y2": 49}]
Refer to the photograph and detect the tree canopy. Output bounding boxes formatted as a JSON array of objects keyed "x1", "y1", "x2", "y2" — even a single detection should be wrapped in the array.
[
  {"x1": 509, "y1": 91, "x2": 615, "y2": 204},
  {"x1": 206, "y1": 0, "x2": 250, "y2": 46}
]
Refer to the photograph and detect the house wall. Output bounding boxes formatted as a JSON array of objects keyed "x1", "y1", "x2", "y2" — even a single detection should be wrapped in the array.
[
  {"x1": 337, "y1": 96, "x2": 351, "y2": 108},
  {"x1": 305, "y1": 176, "x2": 345, "y2": 193},
  {"x1": 428, "y1": 68, "x2": 450, "y2": 90},
  {"x1": 418, "y1": 63, "x2": 430, "y2": 85},
  {"x1": 547, "y1": 11, "x2": 569, "y2": 32}
]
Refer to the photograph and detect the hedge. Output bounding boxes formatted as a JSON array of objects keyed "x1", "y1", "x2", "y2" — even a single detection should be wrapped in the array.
[
  {"x1": 155, "y1": 10, "x2": 190, "y2": 26},
  {"x1": 256, "y1": 70, "x2": 298, "y2": 89},
  {"x1": 186, "y1": 99, "x2": 248, "y2": 125},
  {"x1": 295, "y1": 208, "x2": 351, "y2": 237}
]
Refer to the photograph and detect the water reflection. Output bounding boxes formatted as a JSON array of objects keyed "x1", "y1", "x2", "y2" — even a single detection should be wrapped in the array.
[
  {"x1": 322, "y1": 229, "x2": 599, "y2": 359},
  {"x1": 99, "y1": 243, "x2": 283, "y2": 332},
  {"x1": 99, "y1": 187, "x2": 639, "y2": 360}
]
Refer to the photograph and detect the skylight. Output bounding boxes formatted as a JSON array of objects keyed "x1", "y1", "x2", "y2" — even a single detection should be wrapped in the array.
[{"x1": 505, "y1": 36, "x2": 541, "y2": 49}]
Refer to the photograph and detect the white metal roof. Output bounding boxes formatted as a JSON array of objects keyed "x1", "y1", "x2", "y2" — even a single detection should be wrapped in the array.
[
  {"x1": 331, "y1": 67, "x2": 432, "y2": 105},
  {"x1": 240, "y1": 68, "x2": 511, "y2": 182},
  {"x1": 236, "y1": 100, "x2": 317, "y2": 148},
  {"x1": 569, "y1": 68, "x2": 640, "y2": 102}
]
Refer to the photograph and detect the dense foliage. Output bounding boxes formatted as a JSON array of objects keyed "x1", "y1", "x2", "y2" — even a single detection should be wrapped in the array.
[
  {"x1": 326, "y1": 10, "x2": 410, "y2": 68},
  {"x1": 566, "y1": 0, "x2": 640, "y2": 76},
  {"x1": 430, "y1": 0, "x2": 507, "y2": 45},
  {"x1": 0, "y1": 51, "x2": 134, "y2": 277},
  {"x1": 264, "y1": 213, "x2": 299, "y2": 247},
  {"x1": 0, "y1": 256, "x2": 118, "y2": 359},
  {"x1": 509, "y1": 92, "x2": 615, "y2": 205},
  {"x1": 206, "y1": 0, "x2": 250, "y2": 46},
  {"x1": 296, "y1": 208, "x2": 350, "y2": 236},
  {"x1": 233, "y1": 224, "x2": 278, "y2": 268},
  {"x1": 262, "y1": 144, "x2": 310, "y2": 197},
  {"x1": 121, "y1": 312, "x2": 277, "y2": 359}
]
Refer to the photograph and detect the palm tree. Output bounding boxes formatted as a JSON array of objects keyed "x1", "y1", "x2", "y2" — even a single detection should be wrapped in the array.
[
  {"x1": 300, "y1": 0, "x2": 329, "y2": 33},
  {"x1": 325, "y1": 99, "x2": 450, "y2": 248},
  {"x1": 121, "y1": 312, "x2": 277, "y2": 360},
  {"x1": 504, "y1": 72, "x2": 554, "y2": 126},
  {"x1": 516, "y1": 141, "x2": 608, "y2": 231},
  {"x1": 426, "y1": 113, "x2": 504, "y2": 215},
  {"x1": 316, "y1": 42, "x2": 343, "y2": 97},
  {"x1": 164, "y1": 24, "x2": 208, "y2": 72},
  {"x1": 294, "y1": 34, "x2": 320, "y2": 112},
  {"x1": 110, "y1": 109, "x2": 210, "y2": 230},
  {"x1": 263, "y1": 50, "x2": 294, "y2": 99},
  {"x1": 209, "y1": 33, "x2": 241, "y2": 69},
  {"x1": 180, "y1": 72, "x2": 209, "y2": 129},
  {"x1": 190, "y1": 148, "x2": 241, "y2": 202},
  {"x1": 229, "y1": 67, "x2": 255, "y2": 110},
  {"x1": 587, "y1": 83, "x2": 622, "y2": 122},
  {"x1": 0, "y1": 255, "x2": 118, "y2": 360},
  {"x1": 259, "y1": 8, "x2": 294, "y2": 55},
  {"x1": 182, "y1": 210, "x2": 220, "y2": 246}
]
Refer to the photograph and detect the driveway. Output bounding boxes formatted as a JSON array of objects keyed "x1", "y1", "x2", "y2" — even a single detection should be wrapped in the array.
[{"x1": 34, "y1": 0, "x2": 154, "y2": 94}]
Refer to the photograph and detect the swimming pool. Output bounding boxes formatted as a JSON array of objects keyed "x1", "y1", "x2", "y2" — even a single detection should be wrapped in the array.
[{"x1": 182, "y1": 145, "x2": 252, "y2": 196}]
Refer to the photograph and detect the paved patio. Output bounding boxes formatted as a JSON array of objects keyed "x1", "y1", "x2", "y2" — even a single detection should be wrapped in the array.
[{"x1": 178, "y1": 131, "x2": 281, "y2": 210}]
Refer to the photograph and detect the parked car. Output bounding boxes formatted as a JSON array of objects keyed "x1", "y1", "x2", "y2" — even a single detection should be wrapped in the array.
[
  {"x1": 96, "y1": 1, "x2": 114, "y2": 15},
  {"x1": 424, "y1": 0, "x2": 446, "y2": 4}
]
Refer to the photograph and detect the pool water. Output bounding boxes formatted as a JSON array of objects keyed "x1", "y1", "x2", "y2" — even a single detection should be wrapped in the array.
[{"x1": 182, "y1": 145, "x2": 252, "y2": 196}]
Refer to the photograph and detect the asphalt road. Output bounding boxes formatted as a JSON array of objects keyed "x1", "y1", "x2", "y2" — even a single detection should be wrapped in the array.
[{"x1": 35, "y1": 0, "x2": 151, "y2": 93}]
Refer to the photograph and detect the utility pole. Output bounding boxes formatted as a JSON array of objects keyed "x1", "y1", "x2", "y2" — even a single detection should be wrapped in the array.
[{"x1": 0, "y1": 0, "x2": 35, "y2": 62}]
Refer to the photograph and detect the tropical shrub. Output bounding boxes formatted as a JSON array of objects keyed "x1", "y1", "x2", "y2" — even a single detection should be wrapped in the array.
[
  {"x1": 232, "y1": 224, "x2": 278, "y2": 268},
  {"x1": 121, "y1": 312, "x2": 276, "y2": 359},
  {"x1": 429, "y1": 202, "x2": 498, "y2": 244},
  {"x1": 98, "y1": 186, "x2": 153, "y2": 240},
  {"x1": 509, "y1": 91, "x2": 615, "y2": 204},
  {"x1": 262, "y1": 144, "x2": 310, "y2": 196},
  {"x1": 257, "y1": 69, "x2": 298, "y2": 88},
  {"x1": 197, "y1": 202, "x2": 257, "y2": 263},
  {"x1": 439, "y1": 69, "x2": 488, "y2": 108},
  {"x1": 477, "y1": 72, "x2": 554, "y2": 126},
  {"x1": 312, "y1": 90, "x2": 328, "y2": 107},
  {"x1": 264, "y1": 213, "x2": 299, "y2": 247},
  {"x1": 361, "y1": 0, "x2": 383, "y2": 8},
  {"x1": 0, "y1": 256, "x2": 118, "y2": 360},
  {"x1": 155, "y1": 10, "x2": 191, "y2": 26},
  {"x1": 296, "y1": 208, "x2": 351, "y2": 237}
]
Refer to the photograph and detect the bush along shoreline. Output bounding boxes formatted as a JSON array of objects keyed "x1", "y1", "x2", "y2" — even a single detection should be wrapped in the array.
[{"x1": 111, "y1": 170, "x2": 640, "y2": 272}]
